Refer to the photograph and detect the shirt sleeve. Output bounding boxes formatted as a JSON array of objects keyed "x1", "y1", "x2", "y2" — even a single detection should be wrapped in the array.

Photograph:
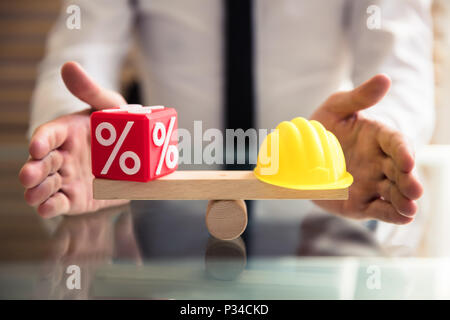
[
  {"x1": 347, "y1": 0, "x2": 435, "y2": 149},
  {"x1": 28, "y1": 0, "x2": 134, "y2": 136}
]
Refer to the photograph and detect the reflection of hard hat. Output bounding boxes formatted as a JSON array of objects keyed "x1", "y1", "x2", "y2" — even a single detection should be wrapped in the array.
[{"x1": 254, "y1": 117, "x2": 353, "y2": 190}]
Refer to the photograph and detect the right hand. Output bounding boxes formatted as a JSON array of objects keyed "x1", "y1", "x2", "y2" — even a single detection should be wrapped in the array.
[
  {"x1": 19, "y1": 61, "x2": 129, "y2": 218},
  {"x1": 311, "y1": 75, "x2": 422, "y2": 224}
]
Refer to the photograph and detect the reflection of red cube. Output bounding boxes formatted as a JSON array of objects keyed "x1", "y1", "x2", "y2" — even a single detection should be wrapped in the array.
[{"x1": 90, "y1": 105, "x2": 178, "y2": 182}]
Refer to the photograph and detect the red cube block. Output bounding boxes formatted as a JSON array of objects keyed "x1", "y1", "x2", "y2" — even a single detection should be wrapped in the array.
[{"x1": 90, "y1": 105, "x2": 178, "y2": 182}]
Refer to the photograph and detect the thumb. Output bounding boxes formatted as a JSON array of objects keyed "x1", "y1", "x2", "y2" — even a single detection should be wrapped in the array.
[
  {"x1": 327, "y1": 74, "x2": 391, "y2": 117},
  {"x1": 61, "y1": 61, "x2": 126, "y2": 110}
]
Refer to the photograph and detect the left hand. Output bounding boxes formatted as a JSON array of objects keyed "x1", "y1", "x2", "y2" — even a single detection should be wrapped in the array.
[{"x1": 311, "y1": 74, "x2": 423, "y2": 224}]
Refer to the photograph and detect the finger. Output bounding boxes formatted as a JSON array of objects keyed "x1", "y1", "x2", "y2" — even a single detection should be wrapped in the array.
[
  {"x1": 365, "y1": 199, "x2": 413, "y2": 225},
  {"x1": 61, "y1": 61, "x2": 126, "y2": 110},
  {"x1": 378, "y1": 127, "x2": 414, "y2": 173},
  {"x1": 377, "y1": 179, "x2": 417, "y2": 217},
  {"x1": 37, "y1": 192, "x2": 70, "y2": 218},
  {"x1": 24, "y1": 173, "x2": 62, "y2": 207},
  {"x1": 29, "y1": 121, "x2": 68, "y2": 160},
  {"x1": 382, "y1": 158, "x2": 423, "y2": 199},
  {"x1": 19, "y1": 151, "x2": 63, "y2": 188},
  {"x1": 327, "y1": 74, "x2": 391, "y2": 116}
]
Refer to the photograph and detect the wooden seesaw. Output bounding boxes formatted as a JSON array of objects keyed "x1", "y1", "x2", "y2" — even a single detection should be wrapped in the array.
[{"x1": 93, "y1": 170, "x2": 348, "y2": 241}]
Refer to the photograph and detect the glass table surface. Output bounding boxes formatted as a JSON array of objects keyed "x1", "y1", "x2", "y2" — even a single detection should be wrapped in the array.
[{"x1": 1, "y1": 199, "x2": 449, "y2": 300}]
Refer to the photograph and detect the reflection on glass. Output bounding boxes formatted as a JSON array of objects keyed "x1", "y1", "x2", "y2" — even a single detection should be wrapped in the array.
[
  {"x1": 205, "y1": 237, "x2": 247, "y2": 281},
  {"x1": 34, "y1": 204, "x2": 140, "y2": 299}
]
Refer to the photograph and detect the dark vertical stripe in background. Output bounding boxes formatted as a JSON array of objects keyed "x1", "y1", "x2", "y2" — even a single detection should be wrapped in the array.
[
  {"x1": 223, "y1": 0, "x2": 255, "y2": 247},
  {"x1": 224, "y1": 0, "x2": 255, "y2": 170}
]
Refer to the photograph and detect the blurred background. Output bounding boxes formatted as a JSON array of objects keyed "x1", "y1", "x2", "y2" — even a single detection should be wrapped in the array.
[
  {"x1": 1, "y1": 0, "x2": 450, "y2": 259},
  {"x1": 0, "y1": 0, "x2": 141, "y2": 261}
]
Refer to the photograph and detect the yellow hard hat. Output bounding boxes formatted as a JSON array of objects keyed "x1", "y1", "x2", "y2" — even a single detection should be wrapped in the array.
[{"x1": 254, "y1": 117, "x2": 353, "y2": 190}]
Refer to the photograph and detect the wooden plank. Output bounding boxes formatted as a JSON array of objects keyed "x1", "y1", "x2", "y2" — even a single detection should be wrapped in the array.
[
  {"x1": 0, "y1": 88, "x2": 32, "y2": 102},
  {"x1": 0, "y1": 65, "x2": 37, "y2": 81},
  {"x1": 0, "y1": 0, "x2": 60, "y2": 15},
  {"x1": 0, "y1": 20, "x2": 54, "y2": 36},
  {"x1": 0, "y1": 134, "x2": 28, "y2": 145},
  {"x1": 0, "y1": 43, "x2": 45, "y2": 60},
  {"x1": 93, "y1": 170, "x2": 348, "y2": 200}
]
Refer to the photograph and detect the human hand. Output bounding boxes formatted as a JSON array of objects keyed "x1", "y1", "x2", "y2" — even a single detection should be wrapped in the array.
[
  {"x1": 311, "y1": 74, "x2": 423, "y2": 224},
  {"x1": 19, "y1": 62, "x2": 129, "y2": 218}
]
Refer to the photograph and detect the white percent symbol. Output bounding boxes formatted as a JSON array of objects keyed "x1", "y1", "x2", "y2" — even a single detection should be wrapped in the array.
[
  {"x1": 95, "y1": 121, "x2": 141, "y2": 175},
  {"x1": 153, "y1": 116, "x2": 178, "y2": 175}
]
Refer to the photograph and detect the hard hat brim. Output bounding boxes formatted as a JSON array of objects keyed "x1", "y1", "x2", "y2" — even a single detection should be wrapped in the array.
[{"x1": 253, "y1": 170, "x2": 353, "y2": 190}]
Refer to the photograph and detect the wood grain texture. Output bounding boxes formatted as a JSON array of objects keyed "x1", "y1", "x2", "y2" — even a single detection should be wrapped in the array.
[
  {"x1": 206, "y1": 200, "x2": 248, "y2": 241},
  {"x1": 93, "y1": 170, "x2": 348, "y2": 200}
]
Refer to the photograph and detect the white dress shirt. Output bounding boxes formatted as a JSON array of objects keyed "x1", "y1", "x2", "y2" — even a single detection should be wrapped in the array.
[{"x1": 29, "y1": 0, "x2": 435, "y2": 251}]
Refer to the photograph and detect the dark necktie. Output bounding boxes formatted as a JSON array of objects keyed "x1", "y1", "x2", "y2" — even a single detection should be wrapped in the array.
[
  {"x1": 223, "y1": 0, "x2": 254, "y2": 247},
  {"x1": 224, "y1": 0, "x2": 255, "y2": 169}
]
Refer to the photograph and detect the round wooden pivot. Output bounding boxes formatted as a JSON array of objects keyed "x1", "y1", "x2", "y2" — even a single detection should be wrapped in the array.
[{"x1": 205, "y1": 200, "x2": 248, "y2": 240}]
